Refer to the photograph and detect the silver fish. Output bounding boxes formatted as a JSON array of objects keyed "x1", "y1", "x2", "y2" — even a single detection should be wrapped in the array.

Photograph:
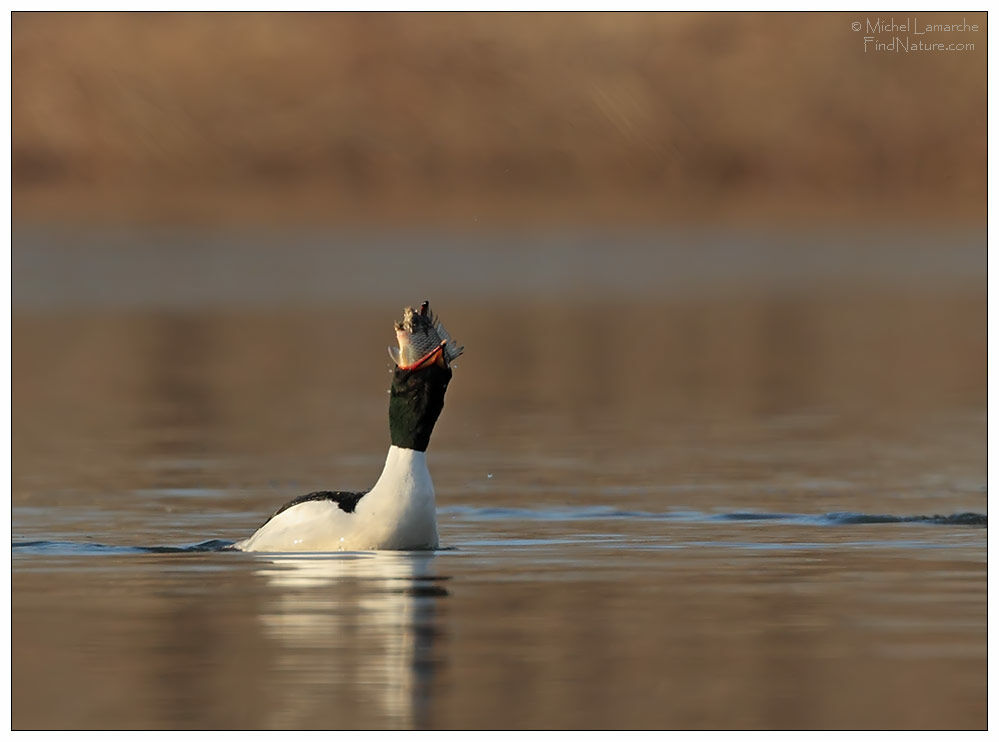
[{"x1": 389, "y1": 301, "x2": 464, "y2": 370}]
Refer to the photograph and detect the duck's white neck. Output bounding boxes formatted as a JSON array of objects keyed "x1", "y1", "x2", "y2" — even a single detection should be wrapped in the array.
[
  {"x1": 358, "y1": 445, "x2": 439, "y2": 550},
  {"x1": 370, "y1": 445, "x2": 433, "y2": 496}
]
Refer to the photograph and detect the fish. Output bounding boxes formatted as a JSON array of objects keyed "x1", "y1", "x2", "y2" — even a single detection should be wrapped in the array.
[{"x1": 389, "y1": 301, "x2": 464, "y2": 370}]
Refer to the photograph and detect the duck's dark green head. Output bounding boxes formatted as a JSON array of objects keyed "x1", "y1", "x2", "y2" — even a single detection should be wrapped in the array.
[
  {"x1": 389, "y1": 360, "x2": 453, "y2": 452},
  {"x1": 387, "y1": 301, "x2": 462, "y2": 452}
]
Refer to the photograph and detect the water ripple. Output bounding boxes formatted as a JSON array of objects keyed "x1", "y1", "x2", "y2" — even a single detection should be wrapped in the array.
[
  {"x1": 12, "y1": 539, "x2": 236, "y2": 555},
  {"x1": 440, "y1": 506, "x2": 986, "y2": 527},
  {"x1": 12, "y1": 510, "x2": 984, "y2": 556}
]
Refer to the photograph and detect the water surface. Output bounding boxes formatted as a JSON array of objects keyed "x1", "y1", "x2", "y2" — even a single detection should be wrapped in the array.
[{"x1": 12, "y1": 228, "x2": 986, "y2": 729}]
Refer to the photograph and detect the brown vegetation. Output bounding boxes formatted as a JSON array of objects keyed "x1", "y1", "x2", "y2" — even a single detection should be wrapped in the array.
[{"x1": 12, "y1": 12, "x2": 987, "y2": 226}]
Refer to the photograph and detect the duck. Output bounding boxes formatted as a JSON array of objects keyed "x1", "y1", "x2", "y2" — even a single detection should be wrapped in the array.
[{"x1": 234, "y1": 301, "x2": 462, "y2": 552}]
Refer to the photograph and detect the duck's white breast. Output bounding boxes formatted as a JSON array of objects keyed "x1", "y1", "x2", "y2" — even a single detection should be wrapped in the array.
[{"x1": 235, "y1": 446, "x2": 439, "y2": 552}]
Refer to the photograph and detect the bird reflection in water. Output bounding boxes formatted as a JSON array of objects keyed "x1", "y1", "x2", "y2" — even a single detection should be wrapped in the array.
[{"x1": 250, "y1": 551, "x2": 448, "y2": 729}]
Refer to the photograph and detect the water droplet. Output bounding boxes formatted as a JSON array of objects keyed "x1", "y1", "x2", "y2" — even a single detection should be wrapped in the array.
[{"x1": 487, "y1": 473, "x2": 494, "y2": 479}]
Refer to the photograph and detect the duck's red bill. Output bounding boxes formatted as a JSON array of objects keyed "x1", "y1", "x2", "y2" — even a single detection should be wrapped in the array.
[{"x1": 396, "y1": 343, "x2": 445, "y2": 371}]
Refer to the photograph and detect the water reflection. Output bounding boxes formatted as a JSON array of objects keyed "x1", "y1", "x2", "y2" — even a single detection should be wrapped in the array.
[
  {"x1": 135, "y1": 313, "x2": 220, "y2": 438},
  {"x1": 250, "y1": 551, "x2": 446, "y2": 729}
]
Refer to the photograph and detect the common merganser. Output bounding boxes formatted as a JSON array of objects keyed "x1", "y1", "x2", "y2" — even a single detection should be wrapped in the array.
[{"x1": 235, "y1": 301, "x2": 463, "y2": 552}]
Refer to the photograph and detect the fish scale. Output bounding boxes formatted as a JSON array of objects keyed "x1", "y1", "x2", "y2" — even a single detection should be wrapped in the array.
[{"x1": 389, "y1": 301, "x2": 464, "y2": 369}]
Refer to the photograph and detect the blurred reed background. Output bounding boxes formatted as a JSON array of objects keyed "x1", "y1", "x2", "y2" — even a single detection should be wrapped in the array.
[{"x1": 12, "y1": 11, "x2": 986, "y2": 228}]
